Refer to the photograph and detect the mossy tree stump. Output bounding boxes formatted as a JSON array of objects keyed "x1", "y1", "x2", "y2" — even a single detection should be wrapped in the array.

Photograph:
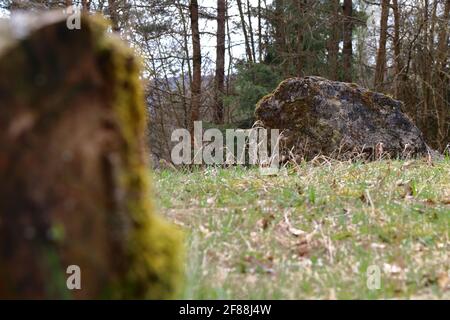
[{"x1": 0, "y1": 13, "x2": 183, "y2": 299}]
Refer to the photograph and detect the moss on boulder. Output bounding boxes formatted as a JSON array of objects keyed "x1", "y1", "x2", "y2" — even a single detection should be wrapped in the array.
[{"x1": 255, "y1": 76, "x2": 432, "y2": 160}]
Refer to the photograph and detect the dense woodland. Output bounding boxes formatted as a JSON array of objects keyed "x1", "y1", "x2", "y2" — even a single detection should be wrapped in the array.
[{"x1": 1, "y1": 0, "x2": 449, "y2": 159}]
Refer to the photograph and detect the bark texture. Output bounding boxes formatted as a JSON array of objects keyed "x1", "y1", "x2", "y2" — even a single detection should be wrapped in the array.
[
  {"x1": 214, "y1": 0, "x2": 226, "y2": 124},
  {"x1": 374, "y1": 0, "x2": 390, "y2": 89},
  {"x1": 189, "y1": 0, "x2": 201, "y2": 134},
  {"x1": 0, "y1": 13, "x2": 183, "y2": 299},
  {"x1": 342, "y1": 0, "x2": 353, "y2": 82}
]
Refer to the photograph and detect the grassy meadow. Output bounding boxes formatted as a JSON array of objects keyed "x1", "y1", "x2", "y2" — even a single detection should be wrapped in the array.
[{"x1": 153, "y1": 159, "x2": 450, "y2": 299}]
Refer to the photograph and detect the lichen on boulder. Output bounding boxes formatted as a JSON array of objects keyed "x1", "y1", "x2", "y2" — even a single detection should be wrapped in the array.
[
  {"x1": 255, "y1": 76, "x2": 432, "y2": 160},
  {"x1": 0, "y1": 12, "x2": 183, "y2": 299}
]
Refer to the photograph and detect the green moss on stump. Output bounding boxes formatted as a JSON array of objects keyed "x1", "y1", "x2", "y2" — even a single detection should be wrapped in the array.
[{"x1": 0, "y1": 13, "x2": 183, "y2": 299}]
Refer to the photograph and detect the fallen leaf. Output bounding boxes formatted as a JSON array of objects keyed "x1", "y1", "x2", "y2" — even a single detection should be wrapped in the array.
[
  {"x1": 284, "y1": 212, "x2": 306, "y2": 237},
  {"x1": 383, "y1": 263, "x2": 402, "y2": 274},
  {"x1": 198, "y1": 225, "x2": 212, "y2": 238},
  {"x1": 257, "y1": 214, "x2": 275, "y2": 231},
  {"x1": 297, "y1": 239, "x2": 309, "y2": 257},
  {"x1": 288, "y1": 226, "x2": 306, "y2": 236},
  {"x1": 370, "y1": 243, "x2": 386, "y2": 249},
  {"x1": 437, "y1": 272, "x2": 449, "y2": 290}
]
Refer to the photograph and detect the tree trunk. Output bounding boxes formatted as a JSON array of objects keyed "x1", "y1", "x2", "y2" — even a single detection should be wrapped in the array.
[
  {"x1": 0, "y1": 12, "x2": 182, "y2": 299},
  {"x1": 237, "y1": 0, "x2": 253, "y2": 62},
  {"x1": 434, "y1": 0, "x2": 450, "y2": 147},
  {"x1": 81, "y1": 0, "x2": 89, "y2": 11},
  {"x1": 108, "y1": 0, "x2": 120, "y2": 32},
  {"x1": 420, "y1": 0, "x2": 432, "y2": 133},
  {"x1": 392, "y1": 0, "x2": 402, "y2": 96},
  {"x1": 435, "y1": 0, "x2": 450, "y2": 75},
  {"x1": 273, "y1": 0, "x2": 287, "y2": 75},
  {"x1": 190, "y1": 0, "x2": 202, "y2": 136},
  {"x1": 175, "y1": 0, "x2": 192, "y2": 129},
  {"x1": 247, "y1": 0, "x2": 257, "y2": 62},
  {"x1": 258, "y1": 0, "x2": 263, "y2": 62},
  {"x1": 374, "y1": 0, "x2": 390, "y2": 89},
  {"x1": 328, "y1": 0, "x2": 340, "y2": 80},
  {"x1": 214, "y1": 0, "x2": 226, "y2": 124},
  {"x1": 342, "y1": 0, "x2": 353, "y2": 82},
  {"x1": 295, "y1": 0, "x2": 306, "y2": 77},
  {"x1": 226, "y1": 6, "x2": 234, "y2": 96}
]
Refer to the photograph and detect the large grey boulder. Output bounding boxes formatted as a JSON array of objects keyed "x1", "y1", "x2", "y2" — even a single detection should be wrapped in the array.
[{"x1": 255, "y1": 76, "x2": 433, "y2": 160}]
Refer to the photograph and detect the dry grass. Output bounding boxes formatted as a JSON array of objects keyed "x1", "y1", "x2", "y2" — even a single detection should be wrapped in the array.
[{"x1": 153, "y1": 158, "x2": 450, "y2": 299}]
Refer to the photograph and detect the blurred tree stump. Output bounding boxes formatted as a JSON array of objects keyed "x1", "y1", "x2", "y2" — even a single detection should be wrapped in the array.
[{"x1": 0, "y1": 12, "x2": 183, "y2": 299}]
